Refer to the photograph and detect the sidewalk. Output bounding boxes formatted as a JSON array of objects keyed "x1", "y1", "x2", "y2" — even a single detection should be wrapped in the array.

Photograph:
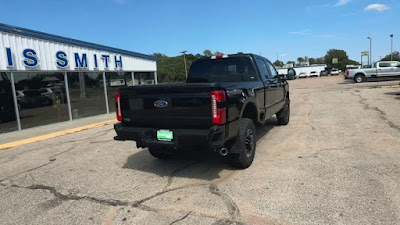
[{"x1": 0, "y1": 114, "x2": 116, "y2": 146}]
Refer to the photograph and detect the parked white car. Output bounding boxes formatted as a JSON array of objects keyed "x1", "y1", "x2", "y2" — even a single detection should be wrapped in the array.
[
  {"x1": 298, "y1": 72, "x2": 308, "y2": 78},
  {"x1": 309, "y1": 71, "x2": 319, "y2": 77},
  {"x1": 38, "y1": 88, "x2": 53, "y2": 99},
  {"x1": 330, "y1": 69, "x2": 339, "y2": 76}
]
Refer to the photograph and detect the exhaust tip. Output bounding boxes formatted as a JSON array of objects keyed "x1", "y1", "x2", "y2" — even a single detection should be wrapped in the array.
[{"x1": 219, "y1": 148, "x2": 228, "y2": 157}]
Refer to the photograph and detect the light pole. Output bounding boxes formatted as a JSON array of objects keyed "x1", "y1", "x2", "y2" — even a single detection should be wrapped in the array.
[
  {"x1": 181, "y1": 50, "x2": 188, "y2": 78},
  {"x1": 367, "y1": 37, "x2": 372, "y2": 65},
  {"x1": 390, "y1": 34, "x2": 393, "y2": 61}
]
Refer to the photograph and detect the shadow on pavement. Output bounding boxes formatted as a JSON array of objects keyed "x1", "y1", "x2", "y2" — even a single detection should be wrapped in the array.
[
  {"x1": 339, "y1": 77, "x2": 400, "y2": 85},
  {"x1": 384, "y1": 92, "x2": 400, "y2": 96},
  {"x1": 385, "y1": 91, "x2": 400, "y2": 100},
  {"x1": 122, "y1": 118, "x2": 276, "y2": 180}
]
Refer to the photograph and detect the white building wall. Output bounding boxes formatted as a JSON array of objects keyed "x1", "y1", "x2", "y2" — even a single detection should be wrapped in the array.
[{"x1": 0, "y1": 32, "x2": 156, "y2": 71}]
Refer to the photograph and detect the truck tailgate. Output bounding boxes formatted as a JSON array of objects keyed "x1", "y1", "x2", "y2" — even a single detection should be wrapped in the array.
[{"x1": 119, "y1": 84, "x2": 216, "y2": 129}]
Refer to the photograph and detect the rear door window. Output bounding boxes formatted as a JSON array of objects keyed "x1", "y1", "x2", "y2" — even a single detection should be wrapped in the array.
[
  {"x1": 255, "y1": 58, "x2": 270, "y2": 81},
  {"x1": 265, "y1": 60, "x2": 278, "y2": 79},
  {"x1": 390, "y1": 62, "x2": 400, "y2": 67}
]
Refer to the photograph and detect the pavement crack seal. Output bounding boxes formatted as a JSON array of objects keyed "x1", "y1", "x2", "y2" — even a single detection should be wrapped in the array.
[
  {"x1": 162, "y1": 160, "x2": 203, "y2": 191},
  {"x1": 48, "y1": 145, "x2": 77, "y2": 160},
  {"x1": 0, "y1": 182, "x2": 130, "y2": 207},
  {"x1": 169, "y1": 211, "x2": 192, "y2": 225},
  {"x1": 0, "y1": 161, "x2": 53, "y2": 183},
  {"x1": 351, "y1": 91, "x2": 400, "y2": 132},
  {"x1": 133, "y1": 183, "x2": 209, "y2": 206},
  {"x1": 306, "y1": 104, "x2": 316, "y2": 131},
  {"x1": 209, "y1": 184, "x2": 240, "y2": 220}
]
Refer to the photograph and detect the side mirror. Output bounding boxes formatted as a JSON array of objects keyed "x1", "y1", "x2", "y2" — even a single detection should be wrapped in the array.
[{"x1": 279, "y1": 74, "x2": 287, "y2": 81}]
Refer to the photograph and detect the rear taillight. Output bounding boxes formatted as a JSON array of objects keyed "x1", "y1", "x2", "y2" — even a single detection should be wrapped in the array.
[
  {"x1": 115, "y1": 93, "x2": 122, "y2": 121},
  {"x1": 346, "y1": 71, "x2": 349, "y2": 76},
  {"x1": 211, "y1": 90, "x2": 226, "y2": 125}
]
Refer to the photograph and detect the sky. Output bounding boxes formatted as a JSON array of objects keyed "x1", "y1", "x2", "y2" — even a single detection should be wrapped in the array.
[{"x1": 1, "y1": 0, "x2": 399, "y2": 63}]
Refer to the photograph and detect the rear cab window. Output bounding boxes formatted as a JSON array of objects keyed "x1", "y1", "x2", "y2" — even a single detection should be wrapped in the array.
[
  {"x1": 379, "y1": 62, "x2": 391, "y2": 68},
  {"x1": 187, "y1": 56, "x2": 258, "y2": 83}
]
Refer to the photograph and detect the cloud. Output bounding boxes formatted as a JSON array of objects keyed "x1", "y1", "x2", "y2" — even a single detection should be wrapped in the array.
[
  {"x1": 289, "y1": 29, "x2": 311, "y2": 35},
  {"x1": 289, "y1": 30, "x2": 335, "y2": 38},
  {"x1": 335, "y1": 0, "x2": 351, "y2": 7},
  {"x1": 365, "y1": 4, "x2": 390, "y2": 12}
]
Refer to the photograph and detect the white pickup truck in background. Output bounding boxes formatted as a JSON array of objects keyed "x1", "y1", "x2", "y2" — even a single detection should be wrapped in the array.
[{"x1": 347, "y1": 61, "x2": 400, "y2": 83}]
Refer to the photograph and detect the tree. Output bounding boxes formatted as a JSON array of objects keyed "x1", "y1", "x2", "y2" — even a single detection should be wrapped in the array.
[
  {"x1": 381, "y1": 51, "x2": 400, "y2": 61},
  {"x1": 203, "y1": 50, "x2": 213, "y2": 57},
  {"x1": 324, "y1": 49, "x2": 358, "y2": 70},
  {"x1": 286, "y1": 61, "x2": 296, "y2": 67},
  {"x1": 273, "y1": 60, "x2": 284, "y2": 67},
  {"x1": 214, "y1": 51, "x2": 224, "y2": 56},
  {"x1": 308, "y1": 58, "x2": 316, "y2": 65},
  {"x1": 297, "y1": 57, "x2": 304, "y2": 64},
  {"x1": 315, "y1": 57, "x2": 325, "y2": 64},
  {"x1": 152, "y1": 51, "x2": 209, "y2": 83}
]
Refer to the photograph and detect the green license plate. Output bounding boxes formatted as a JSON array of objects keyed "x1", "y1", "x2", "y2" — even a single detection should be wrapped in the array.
[{"x1": 157, "y1": 130, "x2": 173, "y2": 141}]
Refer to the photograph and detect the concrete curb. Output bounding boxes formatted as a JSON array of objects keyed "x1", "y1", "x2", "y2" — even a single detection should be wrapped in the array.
[{"x1": 0, "y1": 119, "x2": 117, "y2": 151}]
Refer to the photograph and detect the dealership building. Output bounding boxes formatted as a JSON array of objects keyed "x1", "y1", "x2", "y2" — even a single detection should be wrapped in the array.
[{"x1": 0, "y1": 23, "x2": 157, "y2": 133}]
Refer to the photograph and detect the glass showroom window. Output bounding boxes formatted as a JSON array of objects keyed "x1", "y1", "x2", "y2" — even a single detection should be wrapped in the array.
[
  {"x1": 68, "y1": 72, "x2": 106, "y2": 119},
  {"x1": 134, "y1": 72, "x2": 155, "y2": 85},
  {"x1": 0, "y1": 72, "x2": 18, "y2": 133},
  {"x1": 106, "y1": 72, "x2": 132, "y2": 112},
  {"x1": 12, "y1": 72, "x2": 69, "y2": 129}
]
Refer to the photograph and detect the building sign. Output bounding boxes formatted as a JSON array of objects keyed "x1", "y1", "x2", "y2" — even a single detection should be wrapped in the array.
[
  {"x1": 361, "y1": 51, "x2": 369, "y2": 56},
  {"x1": 3, "y1": 47, "x2": 123, "y2": 70}
]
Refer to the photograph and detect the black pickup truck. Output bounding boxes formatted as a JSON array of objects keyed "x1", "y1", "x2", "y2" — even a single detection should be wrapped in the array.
[{"x1": 114, "y1": 53, "x2": 290, "y2": 168}]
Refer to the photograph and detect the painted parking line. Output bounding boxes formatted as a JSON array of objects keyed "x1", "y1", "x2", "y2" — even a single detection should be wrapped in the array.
[{"x1": 0, "y1": 119, "x2": 118, "y2": 151}]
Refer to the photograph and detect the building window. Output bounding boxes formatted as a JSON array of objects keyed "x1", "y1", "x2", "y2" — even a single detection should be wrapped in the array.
[
  {"x1": 12, "y1": 72, "x2": 69, "y2": 129},
  {"x1": 134, "y1": 72, "x2": 155, "y2": 85},
  {"x1": 0, "y1": 72, "x2": 18, "y2": 133},
  {"x1": 68, "y1": 72, "x2": 106, "y2": 119},
  {"x1": 106, "y1": 72, "x2": 132, "y2": 112}
]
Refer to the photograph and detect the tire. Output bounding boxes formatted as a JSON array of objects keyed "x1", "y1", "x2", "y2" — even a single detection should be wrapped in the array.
[
  {"x1": 229, "y1": 118, "x2": 256, "y2": 169},
  {"x1": 276, "y1": 98, "x2": 290, "y2": 125},
  {"x1": 148, "y1": 146, "x2": 175, "y2": 159},
  {"x1": 354, "y1": 74, "x2": 365, "y2": 83}
]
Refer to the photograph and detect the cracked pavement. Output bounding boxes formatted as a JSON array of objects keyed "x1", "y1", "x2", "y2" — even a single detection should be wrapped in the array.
[{"x1": 0, "y1": 76, "x2": 400, "y2": 225}]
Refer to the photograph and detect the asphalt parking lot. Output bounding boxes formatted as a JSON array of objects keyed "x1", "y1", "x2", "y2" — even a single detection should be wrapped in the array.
[{"x1": 0, "y1": 76, "x2": 399, "y2": 225}]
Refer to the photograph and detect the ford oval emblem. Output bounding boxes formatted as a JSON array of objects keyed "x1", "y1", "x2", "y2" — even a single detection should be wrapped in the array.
[{"x1": 154, "y1": 100, "x2": 168, "y2": 108}]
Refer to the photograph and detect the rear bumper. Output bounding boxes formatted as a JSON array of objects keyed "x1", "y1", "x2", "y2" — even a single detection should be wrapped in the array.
[{"x1": 114, "y1": 123, "x2": 226, "y2": 150}]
